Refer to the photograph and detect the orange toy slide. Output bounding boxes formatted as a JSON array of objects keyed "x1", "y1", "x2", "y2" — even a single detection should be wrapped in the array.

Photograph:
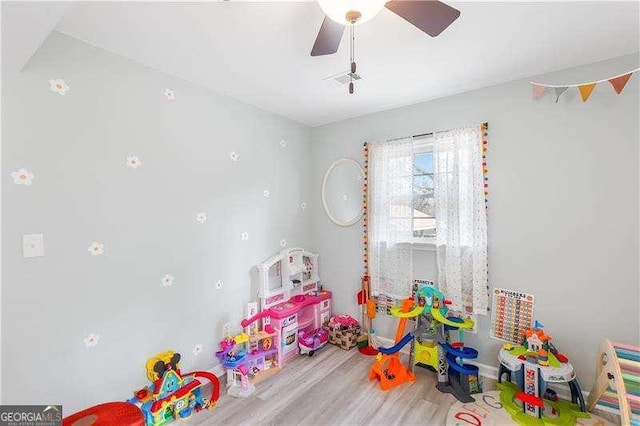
[
  {"x1": 369, "y1": 354, "x2": 416, "y2": 391},
  {"x1": 368, "y1": 297, "x2": 416, "y2": 391}
]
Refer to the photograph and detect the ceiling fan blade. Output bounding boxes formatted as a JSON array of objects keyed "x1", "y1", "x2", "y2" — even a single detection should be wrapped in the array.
[
  {"x1": 385, "y1": 0, "x2": 461, "y2": 37},
  {"x1": 311, "y1": 16, "x2": 345, "y2": 56}
]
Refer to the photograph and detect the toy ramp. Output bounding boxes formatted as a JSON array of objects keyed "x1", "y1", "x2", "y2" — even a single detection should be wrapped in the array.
[
  {"x1": 389, "y1": 305, "x2": 423, "y2": 318},
  {"x1": 430, "y1": 307, "x2": 473, "y2": 329},
  {"x1": 378, "y1": 333, "x2": 414, "y2": 355}
]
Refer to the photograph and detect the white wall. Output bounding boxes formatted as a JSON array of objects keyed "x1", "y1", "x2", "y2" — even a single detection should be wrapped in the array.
[
  {"x1": 310, "y1": 53, "x2": 640, "y2": 390},
  {"x1": 2, "y1": 31, "x2": 312, "y2": 413}
]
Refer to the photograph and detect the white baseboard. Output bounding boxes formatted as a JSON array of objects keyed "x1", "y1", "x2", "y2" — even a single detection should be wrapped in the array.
[{"x1": 210, "y1": 363, "x2": 226, "y2": 378}]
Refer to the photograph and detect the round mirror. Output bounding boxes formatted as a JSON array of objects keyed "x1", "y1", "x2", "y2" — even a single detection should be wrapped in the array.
[{"x1": 322, "y1": 158, "x2": 364, "y2": 226}]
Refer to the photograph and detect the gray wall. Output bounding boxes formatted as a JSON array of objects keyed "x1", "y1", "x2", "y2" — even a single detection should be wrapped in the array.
[
  {"x1": 310, "y1": 53, "x2": 640, "y2": 390},
  {"x1": 2, "y1": 28, "x2": 638, "y2": 412},
  {"x1": 2, "y1": 32, "x2": 312, "y2": 412}
]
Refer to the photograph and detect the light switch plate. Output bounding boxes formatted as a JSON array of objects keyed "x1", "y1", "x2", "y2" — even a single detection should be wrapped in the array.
[{"x1": 23, "y1": 234, "x2": 44, "y2": 258}]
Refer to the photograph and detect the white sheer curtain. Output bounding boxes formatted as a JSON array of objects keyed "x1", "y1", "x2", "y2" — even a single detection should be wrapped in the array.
[
  {"x1": 434, "y1": 125, "x2": 488, "y2": 315},
  {"x1": 368, "y1": 137, "x2": 414, "y2": 299}
]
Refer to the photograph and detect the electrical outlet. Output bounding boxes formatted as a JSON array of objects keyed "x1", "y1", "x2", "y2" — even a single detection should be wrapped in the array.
[
  {"x1": 215, "y1": 280, "x2": 224, "y2": 290},
  {"x1": 23, "y1": 234, "x2": 44, "y2": 258}
]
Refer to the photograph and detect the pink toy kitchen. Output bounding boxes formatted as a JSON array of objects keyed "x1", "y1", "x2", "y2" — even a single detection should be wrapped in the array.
[{"x1": 256, "y1": 247, "x2": 332, "y2": 365}]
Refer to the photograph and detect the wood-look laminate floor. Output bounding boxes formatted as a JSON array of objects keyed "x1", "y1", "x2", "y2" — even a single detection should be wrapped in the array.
[{"x1": 196, "y1": 344, "x2": 474, "y2": 425}]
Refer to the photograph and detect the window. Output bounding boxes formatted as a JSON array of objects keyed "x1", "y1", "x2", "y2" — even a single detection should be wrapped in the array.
[{"x1": 412, "y1": 138, "x2": 435, "y2": 239}]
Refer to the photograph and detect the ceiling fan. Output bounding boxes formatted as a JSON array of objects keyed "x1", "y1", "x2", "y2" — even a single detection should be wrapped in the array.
[{"x1": 311, "y1": 0, "x2": 461, "y2": 94}]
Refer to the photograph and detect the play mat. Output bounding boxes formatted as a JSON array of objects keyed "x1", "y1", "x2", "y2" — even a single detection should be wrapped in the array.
[{"x1": 446, "y1": 390, "x2": 612, "y2": 426}]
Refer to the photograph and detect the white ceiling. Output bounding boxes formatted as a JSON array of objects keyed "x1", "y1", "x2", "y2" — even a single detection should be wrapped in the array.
[
  {"x1": 46, "y1": 1, "x2": 640, "y2": 126},
  {"x1": 1, "y1": 1, "x2": 69, "y2": 86}
]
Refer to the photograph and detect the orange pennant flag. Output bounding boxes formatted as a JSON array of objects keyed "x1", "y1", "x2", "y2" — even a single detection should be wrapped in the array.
[
  {"x1": 533, "y1": 85, "x2": 546, "y2": 100},
  {"x1": 578, "y1": 83, "x2": 597, "y2": 102},
  {"x1": 609, "y1": 73, "x2": 633, "y2": 94}
]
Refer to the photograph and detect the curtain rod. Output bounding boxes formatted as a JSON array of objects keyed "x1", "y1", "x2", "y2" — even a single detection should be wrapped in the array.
[{"x1": 384, "y1": 122, "x2": 489, "y2": 143}]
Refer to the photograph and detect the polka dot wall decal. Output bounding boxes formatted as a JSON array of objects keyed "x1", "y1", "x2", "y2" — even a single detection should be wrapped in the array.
[
  {"x1": 193, "y1": 343, "x2": 203, "y2": 356},
  {"x1": 83, "y1": 333, "x2": 100, "y2": 347},
  {"x1": 126, "y1": 155, "x2": 142, "y2": 169},
  {"x1": 88, "y1": 242, "x2": 104, "y2": 256},
  {"x1": 263, "y1": 189, "x2": 270, "y2": 198},
  {"x1": 229, "y1": 151, "x2": 239, "y2": 162},
  {"x1": 301, "y1": 202, "x2": 307, "y2": 210},
  {"x1": 280, "y1": 139, "x2": 286, "y2": 148},
  {"x1": 196, "y1": 212, "x2": 207, "y2": 224},
  {"x1": 162, "y1": 274, "x2": 175, "y2": 287},
  {"x1": 241, "y1": 231, "x2": 249, "y2": 241},
  {"x1": 49, "y1": 79, "x2": 69, "y2": 95},
  {"x1": 164, "y1": 88, "x2": 176, "y2": 100},
  {"x1": 280, "y1": 239, "x2": 287, "y2": 247},
  {"x1": 11, "y1": 168, "x2": 34, "y2": 185}
]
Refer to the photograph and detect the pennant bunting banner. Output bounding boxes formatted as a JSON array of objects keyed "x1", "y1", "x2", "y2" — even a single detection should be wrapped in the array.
[
  {"x1": 530, "y1": 67, "x2": 638, "y2": 103},
  {"x1": 554, "y1": 87, "x2": 568, "y2": 103},
  {"x1": 533, "y1": 85, "x2": 546, "y2": 99},
  {"x1": 609, "y1": 73, "x2": 633, "y2": 94},
  {"x1": 578, "y1": 83, "x2": 596, "y2": 102}
]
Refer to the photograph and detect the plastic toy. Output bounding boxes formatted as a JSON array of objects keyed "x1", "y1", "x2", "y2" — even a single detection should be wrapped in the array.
[
  {"x1": 216, "y1": 307, "x2": 281, "y2": 397},
  {"x1": 127, "y1": 350, "x2": 219, "y2": 426},
  {"x1": 357, "y1": 275, "x2": 378, "y2": 355},
  {"x1": 497, "y1": 322, "x2": 590, "y2": 425},
  {"x1": 371, "y1": 283, "x2": 480, "y2": 403},
  {"x1": 255, "y1": 247, "x2": 332, "y2": 366},
  {"x1": 298, "y1": 328, "x2": 329, "y2": 356},
  {"x1": 63, "y1": 402, "x2": 145, "y2": 426}
]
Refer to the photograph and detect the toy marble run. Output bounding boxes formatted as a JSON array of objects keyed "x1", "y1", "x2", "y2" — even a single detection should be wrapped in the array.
[
  {"x1": 369, "y1": 283, "x2": 480, "y2": 403},
  {"x1": 497, "y1": 322, "x2": 589, "y2": 425},
  {"x1": 127, "y1": 350, "x2": 220, "y2": 426}
]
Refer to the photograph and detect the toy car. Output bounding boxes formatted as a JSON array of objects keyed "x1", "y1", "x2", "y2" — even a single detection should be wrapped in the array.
[{"x1": 298, "y1": 328, "x2": 328, "y2": 356}]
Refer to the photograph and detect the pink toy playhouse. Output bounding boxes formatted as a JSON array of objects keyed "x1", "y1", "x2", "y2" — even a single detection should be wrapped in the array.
[{"x1": 256, "y1": 248, "x2": 332, "y2": 365}]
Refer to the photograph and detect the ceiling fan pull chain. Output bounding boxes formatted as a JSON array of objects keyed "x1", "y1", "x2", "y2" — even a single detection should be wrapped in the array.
[{"x1": 349, "y1": 22, "x2": 355, "y2": 94}]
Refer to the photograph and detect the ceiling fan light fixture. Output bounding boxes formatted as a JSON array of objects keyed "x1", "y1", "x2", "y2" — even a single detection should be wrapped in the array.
[{"x1": 317, "y1": 0, "x2": 387, "y2": 25}]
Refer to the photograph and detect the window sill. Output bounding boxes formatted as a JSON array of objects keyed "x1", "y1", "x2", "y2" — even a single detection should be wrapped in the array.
[{"x1": 397, "y1": 240, "x2": 437, "y2": 251}]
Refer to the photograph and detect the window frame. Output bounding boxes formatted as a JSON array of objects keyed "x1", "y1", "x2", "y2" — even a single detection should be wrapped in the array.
[{"x1": 412, "y1": 135, "x2": 436, "y2": 245}]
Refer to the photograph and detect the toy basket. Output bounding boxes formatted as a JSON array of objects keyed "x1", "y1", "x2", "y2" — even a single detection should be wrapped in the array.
[{"x1": 324, "y1": 315, "x2": 361, "y2": 350}]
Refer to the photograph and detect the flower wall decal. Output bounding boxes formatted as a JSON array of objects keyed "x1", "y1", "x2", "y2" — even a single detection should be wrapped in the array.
[
  {"x1": 196, "y1": 212, "x2": 207, "y2": 224},
  {"x1": 11, "y1": 168, "x2": 34, "y2": 186},
  {"x1": 280, "y1": 239, "x2": 287, "y2": 247},
  {"x1": 229, "y1": 151, "x2": 239, "y2": 162},
  {"x1": 49, "y1": 79, "x2": 69, "y2": 95},
  {"x1": 301, "y1": 202, "x2": 307, "y2": 210},
  {"x1": 241, "y1": 231, "x2": 249, "y2": 241},
  {"x1": 193, "y1": 343, "x2": 203, "y2": 356},
  {"x1": 162, "y1": 274, "x2": 175, "y2": 287},
  {"x1": 280, "y1": 139, "x2": 286, "y2": 148},
  {"x1": 215, "y1": 280, "x2": 223, "y2": 290},
  {"x1": 126, "y1": 156, "x2": 142, "y2": 169},
  {"x1": 164, "y1": 88, "x2": 175, "y2": 100},
  {"x1": 263, "y1": 189, "x2": 270, "y2": 198},
  {"x1": 84, "y1": 333, "x2": 100, "y2": 347},
  {"x1": 88, "y1": 242, "x2": 104, "y2": 256}
]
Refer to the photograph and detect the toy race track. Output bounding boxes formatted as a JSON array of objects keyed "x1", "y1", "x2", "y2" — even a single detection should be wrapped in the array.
[
  {"x1": 430, "y1": 307, "x2": 473, "y2": 329},
  {"x1": 378, "y1": 333, "x2": 414, "y2": 355}
]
